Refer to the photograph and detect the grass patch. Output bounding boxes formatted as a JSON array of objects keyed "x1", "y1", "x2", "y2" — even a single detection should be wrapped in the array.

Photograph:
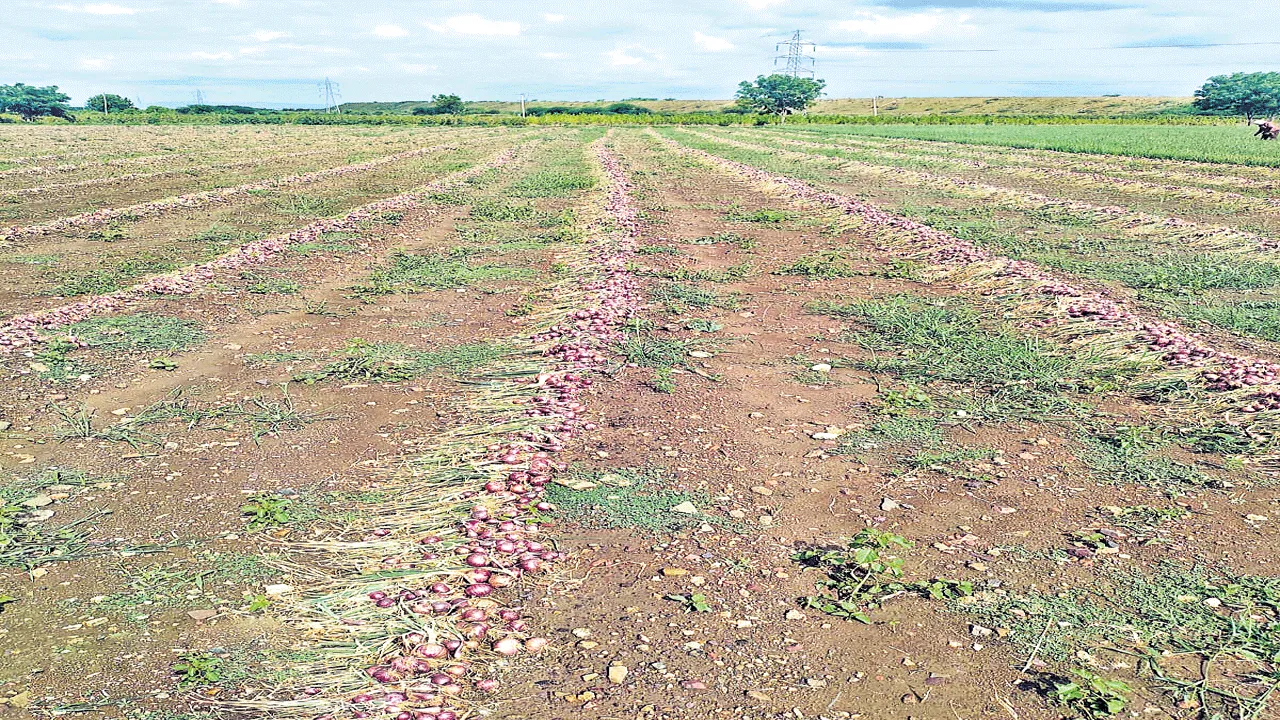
[
  {"x1": 648, "y1": 282, "x2": 741, "y2": 313},
  {"x1": 640, "y1": 262, "x2": 753, "y2": 284},
  {"x1": 726, "y1": 205, "x2": 791, "y2": 224},
  {"x1": 809, "y1": 295, "x2": 1146, "y2": 421},
  {"x1": 350, "y1": 249, "x2": 532, "y2": 297},
  {"x1": 294, "y1": 339, "x2": 507, "y2": 384},
  {"x1": 1080, "y1": 427, "x2": 1212, "y2": 493},
  {"x1": 833, "y1": 416, "x2": 944, "y2": 455},
  {"x1": 273, "y1": 194, "x2": 340, "y2": 218},
  {"x1": 46, "y1": 256, "x2": 175, "y2": 296},
  {"x1": 64, "y1": 314, "x2": 204, "y2": 352},
  {"x1": 960, "y1": 563, "x2": 1280, "y2": 718},
  {"x1": 545, "y1": 468, "x2": 731, "y2": 533},
  {"x1": 776, "y1": 251, "x2": 859, "y2": 279}
]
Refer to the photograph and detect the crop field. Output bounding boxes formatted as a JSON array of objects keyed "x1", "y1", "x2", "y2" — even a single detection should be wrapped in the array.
[
  {"x1": 1, "y1": 123, "x2": 1279, "y2": 720},
  {"x1": 802, "y1": 123, "x2": 1280, "y2": 166}
]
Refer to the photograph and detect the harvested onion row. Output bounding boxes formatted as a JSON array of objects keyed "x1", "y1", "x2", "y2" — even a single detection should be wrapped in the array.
[
  {"x1": 0, "y1": 134, "x2": 501, "y2": 243},
  {"x1": 684, "y1": 129, "x2": 1280, "y2": 256},
  {"x1": 771, "y1": 128, "x2": 1280, "y2": 195},
  {"x1": 223, "y1": 137, "x2": 641, "y2": 720},
  {"x1": 737, "y1": 129, "x2": 1280, "y2": 213},
  {"x1": 657, "y1": 131, "x2": 1280, "y2": 435},
  {"x1": 0, "y1": 143, "x2": 523, "y2": 353}
]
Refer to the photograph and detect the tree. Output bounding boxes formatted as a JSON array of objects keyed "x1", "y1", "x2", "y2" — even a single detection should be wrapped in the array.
[
  {"x1": 431, "y1": 93, "x2": 465, "y2": 115},
  {"x1": 734, "y1": 74, "x2": 826, "y2": 122},
  {"x1": 1194, "y1": 72, "x2": 1280, "y2": 122},
  {"x1": 0, "y1": 83, "x2": 74, "y2": 121},
  {"x1": 85, "y1": 93, "x2": 136, "y2": 113}
]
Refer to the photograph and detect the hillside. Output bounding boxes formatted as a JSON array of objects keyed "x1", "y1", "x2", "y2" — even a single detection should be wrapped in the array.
[{"x1": 339, "y1": 96, "x2": 1193, "y2": 116}]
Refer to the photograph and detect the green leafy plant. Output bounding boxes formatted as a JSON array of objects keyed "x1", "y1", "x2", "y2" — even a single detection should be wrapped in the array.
[
  {"x1": 666, "y1": 593, "x2": 712, "y2": 612},
  {"x1": 1052, "y1": 671, "x2": 1131, "y2": 718},
  {"x1": 240, "y1": 495, "x2": 292, "y2": 530},
  {"x1": 172, "y1": 653, "x2": 223, "y2": 688},
  {"x1": 793, "y1": 529, "x2": 913, "y2": 623}
]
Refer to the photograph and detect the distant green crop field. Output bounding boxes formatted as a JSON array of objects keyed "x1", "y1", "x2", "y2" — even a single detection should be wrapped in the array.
[{"x1": 803, "y1": 124, "x2": 1280, "y2": 166}]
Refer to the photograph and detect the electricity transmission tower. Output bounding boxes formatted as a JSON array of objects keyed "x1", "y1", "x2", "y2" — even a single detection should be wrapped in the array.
[
  {"x1": 194, "y1": 89, "x2": 206, "y2": 105},
  {"x1": 320, "y1": 78, "x2": 342, "y2": 114},
  {"x1": 774, "y1": 30, "x2": 816, "y2": 78}
]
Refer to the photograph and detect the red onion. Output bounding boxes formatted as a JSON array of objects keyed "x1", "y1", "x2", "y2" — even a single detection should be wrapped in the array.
[
  {"x1": 493, "y1": 637, "x2": 522, "y2": 656},
  {"x1": 416, "y1": 643, "x2": 447, "y2": 659},
  {"x1": 476, "y1": 679, "x2": 500, "y2": 692},
  {"x1": 465, "y1": 553, "x2": 489, "y2": 568},
  {"x1": 465, "y1": 583, "x2": 493, "y2": 597},
  {"x1": 525, "y1": 637, "x2": 549, "y2": 653}
]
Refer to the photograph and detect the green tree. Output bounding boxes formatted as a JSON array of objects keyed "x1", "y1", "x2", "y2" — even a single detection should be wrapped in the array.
[
  {"x1": 85, "y1": 93, "x2": 136, "y2": 113},
  {"x1": 734, "y1": 74, "x2": 826, "y2": 122},
  {"x1": 1194, "y1": 72, "x2": 1280, "y2": 122},
  {"x1": 431, "y1": 93, "x2": 465, "y2": 115},
  {"x1": 0, "y1": 83, "x2": 74, "y2": 121}
]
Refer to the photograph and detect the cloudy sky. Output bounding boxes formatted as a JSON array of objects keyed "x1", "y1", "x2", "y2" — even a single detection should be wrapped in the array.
[{"x1": 2, "y1": 0, "x2": 1274, "y2": 106}]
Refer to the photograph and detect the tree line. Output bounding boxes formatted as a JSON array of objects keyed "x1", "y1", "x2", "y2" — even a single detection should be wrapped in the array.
[{"x1": 4, "y1": 73, "x2": 1280, "y2": 123}]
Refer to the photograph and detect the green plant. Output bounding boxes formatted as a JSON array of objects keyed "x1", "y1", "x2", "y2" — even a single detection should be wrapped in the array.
[
  {"x1": 241, "y1": 495, "x2": 292, "y2": 530},
  {"x1": 666, "y1": 593, "x2": 712, "y2": 612},
  {"x1": 172, "y1": 653, "x2": 223, "y2": 688},
  {"x1": 793, "y1": 529, "x2": 913, "y2": 623},
  {"x1": 148, "y1": 357, "x2": 178, "y2": 371},
  {"x1": 1052, "y1": 671, "x2": 1131, "y2": 719}
]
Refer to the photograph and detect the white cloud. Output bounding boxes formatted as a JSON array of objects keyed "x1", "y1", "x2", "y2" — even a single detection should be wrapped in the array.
[
  {"x1": 400, "y1": 63, "x2": 439, "y2": 75},
  {"x1": 543, "y1": 13, "x2": 565, "y2": 23},
  {"x1": 250, "y1": 30, "x2": 287, "y2": 42},
  {"x1": 191, "y1": 51, "x2": 233, "y2": 60},
  {"x1": 79, "y1": 57, "x2": 110, "y2": 69},
  {"x1": 426, "y1": 14, "x2": 520, "y2": 36},
  {"x1": 211, "y1": 0, "x2": 243, "y2": 5},
  {"x1": 607, "y1": 48, "x2": 643, "y2": 66},
  {"x1": 56, "y1": 3, "x2": 138, "y2": 14},
  {"x1": 745, "y1": 0, "x2": 785, "y2": 8},
  {"x1": 239, "y1": 46, "x2": 266, "y2": 55},
  {"x1": 372, "y1": 24, "x2": 409, "y2": 38},
  {"x1": 835, "y1": 11, "x2": 963, "y2": 37},
  {"x1": 694, "y1": 32, "x2": 734, "y2": 52},
  {"x1": 539, "y1": 52, "x2": 568, "y2": 59}
]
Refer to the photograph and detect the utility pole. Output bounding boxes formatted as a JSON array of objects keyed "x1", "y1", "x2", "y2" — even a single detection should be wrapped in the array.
[
  {"x1": 103, "y1": 94, "x2": 109, "y2": 114},
  {"x1": 519, "y1": 93, "x2": 527, "y2": 118},
  {"x1": 873, "y1": 95, "x2": 884, "y2": 116},
  {"x1": 320, "y1": 78, "x2": 342, "y2": 114},
  {"x1": 774, "y1": 30, "x2": 815, "y2": 79}
]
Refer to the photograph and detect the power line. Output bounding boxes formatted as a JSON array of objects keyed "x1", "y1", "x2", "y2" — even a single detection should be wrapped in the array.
[
  {"x1": 775, "y1": 30, "x2": 816, "y2": 78},
  {"x1": 821, "y1": 40, "x2": 1280, "y2": 55}
]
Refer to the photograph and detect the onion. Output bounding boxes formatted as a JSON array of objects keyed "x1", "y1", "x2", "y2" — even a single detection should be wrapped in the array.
[
  {"x1": 460, "y1": 608, "x2": 487, "y2": 622},
  {"x1": 430, "y1": 582, "x2": 451, "y2": 595},
  {"x1": 476, "y1": 678, "x2": 500, "y2": 692},
  {"x1": 465, "y1": 583, "x2": 494, "y2": 597},
  {"x1": 490, "y1": 574, "x2": 513, "y2": 588},
  {"x1": 416, "y1": 643, "x2": 447, "y2": 659},
  {"x1": 525, "y1": 637, "x2": 549, "y2": 653},
  {"x1": 493, "y1": 637, "x2": 522, "y2": 656},
  {"x1": 429, "y1": 673, "x2": 452, "y2": 686},
  {"x1": 465, "y1": 553, "x2": 489, "y2": 568},
  {"x1": 376, "y1": 598, "x2": 395, "y2": 609},
  {"x1": 444, "y1": 639, "x2": 462, "y2": 653},
  {"x1": 368, "y1": 591, "x2": 387, "y2": 601}
]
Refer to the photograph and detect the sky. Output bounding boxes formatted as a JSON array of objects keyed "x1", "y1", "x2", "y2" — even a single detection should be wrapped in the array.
[{"x1": 2, "y1": 0, "x2": 1275, "y2": 107}]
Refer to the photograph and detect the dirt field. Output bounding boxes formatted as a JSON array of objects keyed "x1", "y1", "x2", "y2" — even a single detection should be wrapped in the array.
[{"x1": 0, "y1": 124, "x2": 1277, "y2": 720}]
